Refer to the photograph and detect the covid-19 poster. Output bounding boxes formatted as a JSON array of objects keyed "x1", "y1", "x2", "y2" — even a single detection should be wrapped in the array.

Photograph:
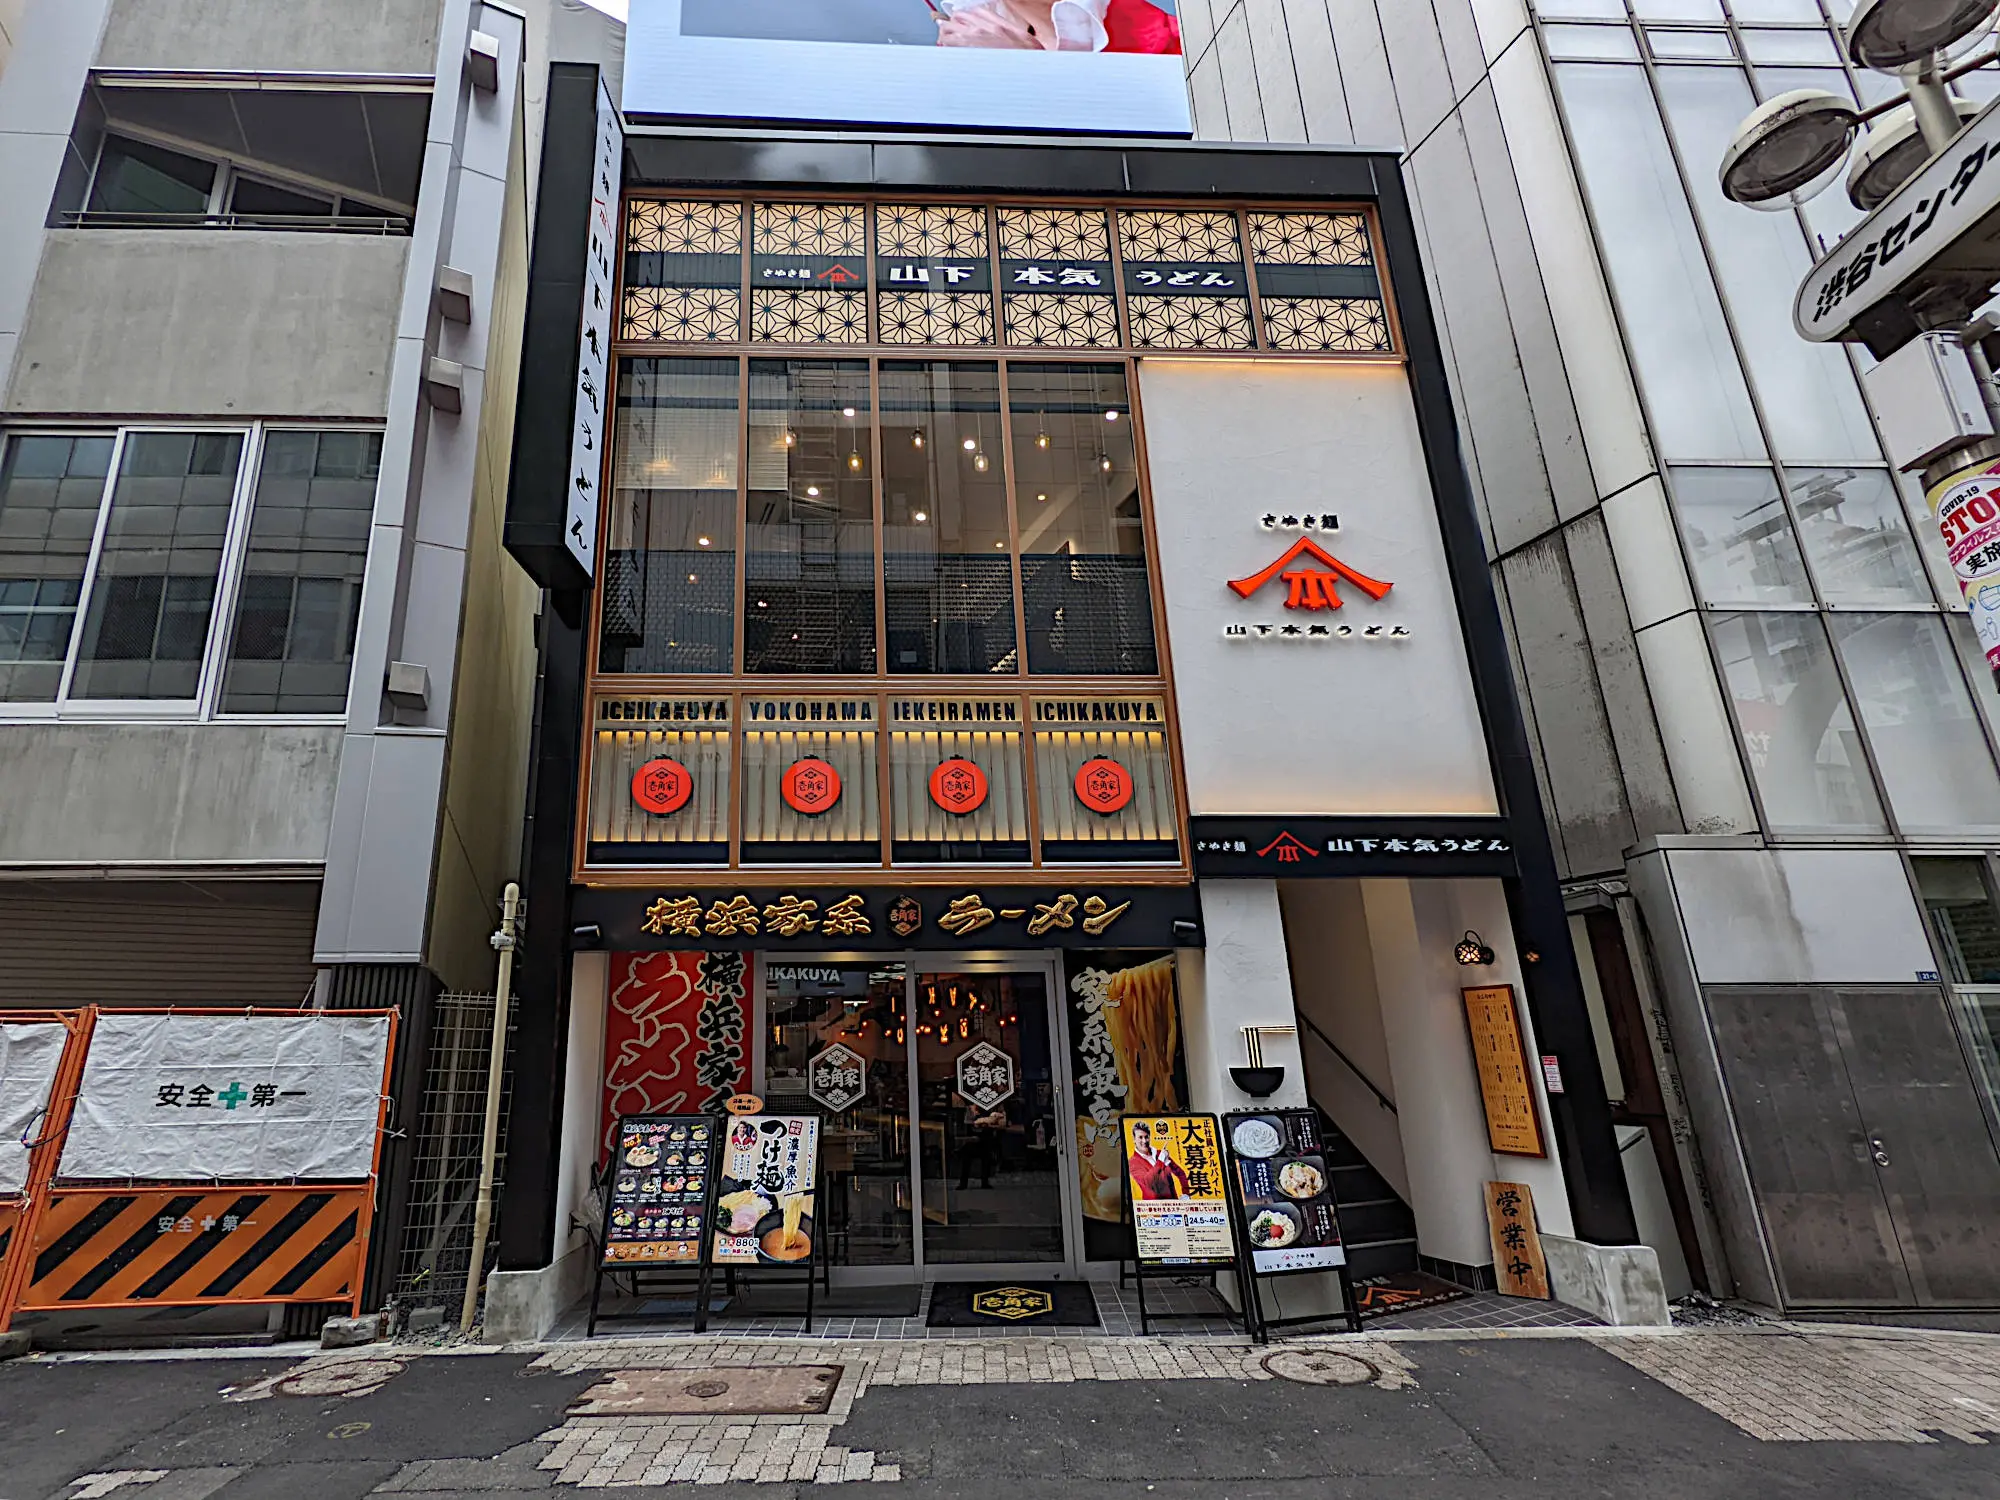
[{"x1": 625, "y1": 0, "x2": 1193, "y2": 136}]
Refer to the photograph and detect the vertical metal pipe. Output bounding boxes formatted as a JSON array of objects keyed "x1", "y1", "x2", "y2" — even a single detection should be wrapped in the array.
[{"x1": 460, "y1": 881, "x2": 521, "y2": 1335}]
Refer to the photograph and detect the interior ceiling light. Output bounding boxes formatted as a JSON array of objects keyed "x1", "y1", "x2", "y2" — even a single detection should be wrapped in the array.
[
  {"x1": 1036, "y1": 431, "x2": 1050, "y2": 448},
  {"x1": 1846, "y1": 0, "x2": 1999, "y2": 70},
  {"x1": 962, "y1": 437, "x2": 977, "y2": 451},
  {"x1": 848, "y1": 451, "x2": 863, "y2": 471},
  {"x1": 1718, "y1": 88, "x2": 1860, "y2": 208},
  {"x1": 1847, "y1": 96, "x2": 1980, "y2": 207},
  {"x1": 696, "y1": 535, "x2": 711, "y2": 547}
]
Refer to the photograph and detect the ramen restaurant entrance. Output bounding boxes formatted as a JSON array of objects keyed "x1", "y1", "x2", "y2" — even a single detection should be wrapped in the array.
[{"x1": 761, "y1": 954, "x2": 1086, "y2": 1283}]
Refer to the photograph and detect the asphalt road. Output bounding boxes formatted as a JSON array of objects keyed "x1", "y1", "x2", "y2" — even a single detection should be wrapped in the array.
[{"x1": 1, "y1": 1338, "x2": 1996, "y2": 1500}]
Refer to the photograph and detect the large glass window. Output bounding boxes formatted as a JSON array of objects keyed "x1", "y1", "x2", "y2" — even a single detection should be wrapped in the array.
[
  {"x1": 881, "y1": 361, "x2": 1016, "y2": 675},
  {"x1": 1711, "y1": 609, "x2": 1887, "y2": 832},
  {"x1": 1553, "y1": 64, "x2": 1766, "y2": 461},
  {"x1": 87, "y1": 136, "x2": 216, "y2": 216},
  {"x1": 603, "y1": 358, "x2": 738, "y2": 674},
  {"x1": 746, "y1": 360, "x2": 875, "y2": 674},
  {"x1": 1787, "y1": 468, "x2": 1931, "y2": 607},
  {"x1": 220, "y1": 431, "x2": 377, "y2": 714},
  {"x1": 1009, "y1": 363, "x2": 1156, "y2": 675},
  {"x1": 1829, "y1": 614, "x2": 2000, "y2": 834},
  {"x1": 71, "y1": 431, "x2": 243, "y2": 702},
  {"x1": 0, "y1": 435, "x2": 112, "y2": 702},
  {"x1": 1672, "y1": 466, "x2": 1813, "y2": 605}
]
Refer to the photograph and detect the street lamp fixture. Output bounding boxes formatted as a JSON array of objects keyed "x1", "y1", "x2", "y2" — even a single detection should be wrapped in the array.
[
  {"x1": 1846, "y1": 97, "x2": 1980, "y2": 208},
  {"x1": 1719, "y1": 89, "x2": 1859, "y2": 209},
  {"x1": 1846, "y1": 0, "x2": 1997, "y2": 71}
]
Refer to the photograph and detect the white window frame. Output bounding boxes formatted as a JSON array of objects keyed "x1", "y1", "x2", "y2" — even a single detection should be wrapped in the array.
[{"x1": 0, "y1": 420, "x2": 381, "y2": 726}]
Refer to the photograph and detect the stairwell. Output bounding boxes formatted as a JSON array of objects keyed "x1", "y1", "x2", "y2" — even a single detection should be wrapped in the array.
[{"x1": 1317, "y1": 1109, "x2": 1421, "y2": 1280}]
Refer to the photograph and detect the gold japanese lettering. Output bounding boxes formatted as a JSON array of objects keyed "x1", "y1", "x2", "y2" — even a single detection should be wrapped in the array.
[
  {"x1": 1026, "y1": 893, "x2": 1078, "y2": 937},
  {"x1": 704, "y1": 894, "x2": 760, "y2": 937},
  {"x1": 762, "y1": 894, "x2": 819, "y2": 938},
  {"x1": 642, "y1": 895, "x2": 702, "y2": 937},
  {"x1": 939, "y1": 894, "x2": 996, "y2": 936},
  {"x1": 1081, "y1": 895, "x2": 1131, "y2": 937},
  {"x1": 822, "y1": 893, "x2": 872, "y2": 938}
]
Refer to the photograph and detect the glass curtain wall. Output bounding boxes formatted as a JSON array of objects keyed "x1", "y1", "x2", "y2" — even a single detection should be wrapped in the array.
[
  {"x1": 1544, "y1": 3, "x2": 2000, "y2": 837},
  {"x1": 598, "y1": 356, "x2": 1162, "y2": 681}
]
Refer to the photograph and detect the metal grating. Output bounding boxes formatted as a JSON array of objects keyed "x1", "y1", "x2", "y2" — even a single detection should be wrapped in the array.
[{"x1": 390, "y1": 990, "x2": 515, "y2": 1316}]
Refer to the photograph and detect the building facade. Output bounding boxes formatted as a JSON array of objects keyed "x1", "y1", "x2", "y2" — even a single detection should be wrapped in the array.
[
  {"x1": 1172, "y1": 0, "x2": 2000, "y2": 1309},
  {"x1": 0, "y1": 0, "x2": 561, "y2": 1326}
]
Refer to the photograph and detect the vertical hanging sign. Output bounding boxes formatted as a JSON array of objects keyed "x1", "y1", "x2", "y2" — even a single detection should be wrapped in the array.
[
  {"x1": 566, "y1": 77, "x2": 622, "y2": 578},
  {"x1": 1926, "y1": 454, "x2": 2000, "y2": 676}
]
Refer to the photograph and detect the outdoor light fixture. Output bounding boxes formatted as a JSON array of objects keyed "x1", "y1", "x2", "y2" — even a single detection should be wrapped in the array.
[
  {"x1": 1455, "y1": 930, "x2": 1496, "y2": 966},
  {"x1": 1847, "y1": 97, "x2": 1979, "y2": 207},
  {"x1": 1719, "y1": 88, "x2": 1861, "y2": 208},
  {"x1": 1847, "y1": 0, "x2": 1998, "y2": 70}
]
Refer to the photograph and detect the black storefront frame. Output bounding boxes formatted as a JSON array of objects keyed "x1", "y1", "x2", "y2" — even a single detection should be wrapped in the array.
[{"x1": 501, "y1": 72, "x2": 1638, "y2": 1272}]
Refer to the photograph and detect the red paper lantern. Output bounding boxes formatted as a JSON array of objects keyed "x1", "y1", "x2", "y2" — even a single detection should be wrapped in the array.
[
  {"x1": 781, "y1": 756, "x2": 843, "y2": 815},
  {"x1": 1074, "y1": 757, "x2": 1134, "y2": 815},
  {"x1": 630, "y1": 757, "x2": 693, "y2": 815},
  {"x1": 928, "y1": 757, "x2": 989, "y2": 816}
]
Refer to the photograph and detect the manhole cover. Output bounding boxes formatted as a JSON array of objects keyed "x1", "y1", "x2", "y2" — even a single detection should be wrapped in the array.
[
  {"x1": 275, "y1": 1357, "x2": 406, "y2": 1399},
  {"x1": 571, "y1": 1366, "x2": 844, "y2": 1416},
  {"x1": 1260, "y1": 1350, "x2": 1379, "y2": 1387}
]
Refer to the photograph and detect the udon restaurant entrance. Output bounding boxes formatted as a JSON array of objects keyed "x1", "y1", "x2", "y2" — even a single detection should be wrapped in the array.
[{"x1": 759, "y1": 954, "x2": 1089, "y2": 1283}]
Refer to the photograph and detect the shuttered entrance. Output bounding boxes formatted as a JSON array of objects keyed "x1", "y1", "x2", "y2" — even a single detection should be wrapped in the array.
[{"x1": 0, "y1": 881, "x2": 320, "y2": 1009}]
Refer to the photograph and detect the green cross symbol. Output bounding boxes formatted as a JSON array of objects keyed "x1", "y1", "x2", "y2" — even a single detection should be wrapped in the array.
[{"x1": 217, "y1": 1082, "x2": 248, "y2": 1110}]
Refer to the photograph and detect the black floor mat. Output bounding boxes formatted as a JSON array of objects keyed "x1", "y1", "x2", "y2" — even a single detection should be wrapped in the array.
[
  {"x1": 1352, "y1": 1270, "x2": 1472, "y2": 1321},
  {"x1": 926, "y1": 1281, "x2": 1100, "y2": 1327}
]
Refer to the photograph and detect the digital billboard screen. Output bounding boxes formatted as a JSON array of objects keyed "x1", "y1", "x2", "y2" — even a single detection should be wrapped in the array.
[{"x1": 625, "y1": 0, "x2": 1194, "y2": 137}]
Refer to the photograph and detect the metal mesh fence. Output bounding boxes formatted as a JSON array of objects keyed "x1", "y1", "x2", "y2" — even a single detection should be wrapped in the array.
[{"x1": 391, "y1": 990, "x2": 515, "y2": 1316}]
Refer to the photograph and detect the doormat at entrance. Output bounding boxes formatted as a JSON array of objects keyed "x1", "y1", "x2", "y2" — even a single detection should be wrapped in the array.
[
  {"x1": 1352, "y1": 1271, "x2": 1472, "y2": 1322},
  {"x1": 927, "y1": 1281, "x2": 1100, "y2": 1327}
]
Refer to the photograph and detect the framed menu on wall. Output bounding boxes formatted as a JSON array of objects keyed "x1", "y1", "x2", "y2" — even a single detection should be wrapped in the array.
[
  {"x1": 600, "y1": 1114, "x2": 719, "y2": 1265},
  {"x1": 1462, "y1": 985, "x2": 1547, "y2": 1157},
  {"x1": 1120, "y1": 1113, "x2": 1235, "y2": 1268},
  {"x1": 1223, "y1": 1110, "x2": 1346, "y2": 1275},
  {"x1": 713, "y1": 1114, "x2": 821, "y2": 1267}
]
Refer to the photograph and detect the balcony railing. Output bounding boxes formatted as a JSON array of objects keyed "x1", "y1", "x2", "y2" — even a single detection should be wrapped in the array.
[{"x1": 57, "y1": 210, "x2": 412, "y2": 236}]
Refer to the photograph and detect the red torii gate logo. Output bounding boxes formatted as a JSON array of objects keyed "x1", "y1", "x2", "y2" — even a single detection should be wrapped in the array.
[{"x1": 1228, "y1": 536, "x2": 1393, "y2": 611}]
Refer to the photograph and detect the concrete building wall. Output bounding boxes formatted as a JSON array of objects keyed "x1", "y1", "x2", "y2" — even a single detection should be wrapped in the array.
[
  {"x1": 6, "y1": 231, "x2": 407, "y2": 418},
  {"x1": 0, "y1": 0, "x2": 23, "y2": 80},
  {"x1": 1182, "y1": 0, "x2": 1701, "y2": 882},
  {"x1": 95, "y1": 0, "x2": 446, "y2": 76},
  {"x1": 0, "y1": 723, "x2": 341, "y2": 866}
]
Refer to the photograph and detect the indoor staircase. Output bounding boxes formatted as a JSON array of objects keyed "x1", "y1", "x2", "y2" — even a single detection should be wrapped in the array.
[{"x1": 1316, "y1": 1111, "x2": 1420, "y2": 1280}]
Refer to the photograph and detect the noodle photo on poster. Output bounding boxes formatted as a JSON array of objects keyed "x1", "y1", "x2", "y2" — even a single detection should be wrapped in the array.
[{"x1": 679, "y1": 0, "x2": 1181, "y2": 54}]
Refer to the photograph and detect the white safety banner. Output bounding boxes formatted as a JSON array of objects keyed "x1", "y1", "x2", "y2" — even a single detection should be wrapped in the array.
[
  {"x1": 0, "y1": 1021, "x2": 67, "y2": 1195},
  {"x1": 58, "y1": 1013, "x2": 391, "y2": 1183}
]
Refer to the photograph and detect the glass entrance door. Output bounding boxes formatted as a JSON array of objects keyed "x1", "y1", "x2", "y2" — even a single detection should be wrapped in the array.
[
  {"x1": 914, "y1": 970, "x2": 1067, "y2": 1268},
  {"x1": 760, "y1": 954, "x2": 1081, "y2": 1281}
]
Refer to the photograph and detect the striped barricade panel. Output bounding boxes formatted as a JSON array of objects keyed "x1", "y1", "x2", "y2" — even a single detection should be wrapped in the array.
[
  {"x1": 0, "y1": 1199, "x2": 21, "y2": 1282},
  {"x1": 21, "y1": 1186, "x2": 369, "y2": 1309}
]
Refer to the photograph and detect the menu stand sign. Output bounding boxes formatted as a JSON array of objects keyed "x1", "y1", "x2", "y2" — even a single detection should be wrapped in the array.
[
  {"x1": 1222, "y1": 1109, "x2": 1362, "y2": 1340},
  {"x1": 708, "y1": 1113, "x2": 824, "y2": 1334},
  {"x1": 1119, "y1": 1113, "x2": 1252, "y2": 1336},
  {"x1": 587, "y1": 1113, "x2": 722, "y2": 1337}
]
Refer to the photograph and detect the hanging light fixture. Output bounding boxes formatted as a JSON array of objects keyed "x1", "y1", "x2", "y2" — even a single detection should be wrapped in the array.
[
  {"x1": 848, "y1": 450, "x2": 863, "y2": 471},
  {"x1": 974, "y1": 452, "x2": 989, "y2": 472},
  {"x1": 1099, "y1": 454, "x2": 1113, "y2": 472},
  {"x1": 1455, "y1": 930, "x2": 1496, "y2": 966},
  {"x1": 1035, "y1": 430, "x2": 1050, "y2": 450},
  {"x1": 912, "y1": 429, "x2": 925, "y2": 450},
  {"x1": 784, "y1": 429, "x2": 796, "y2": 447}
]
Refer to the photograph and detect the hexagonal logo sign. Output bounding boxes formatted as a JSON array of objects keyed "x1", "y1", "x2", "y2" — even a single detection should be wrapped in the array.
[
  {"x1": 1074, "y1": 756, "x2": 1134, "y2": 815},
  {"x1": 807, "y1": 1043, "x2": 867, "y2": 1113},
  {"x1": 781, "y1": 756, "x2": 842, "y2": 815},
  {"x1": 928, "y1": 756, "x2": 989, "y2": 816},
  {"x1": 955, "y1": 1041, "x2": 1015, "y2": 1112},
  {"x1": 972, "y1": 1286, "x2": 1053, "y2": 1321},
  {"x1": 630, "y1": 757, "x2": 693, "y2": 815}
]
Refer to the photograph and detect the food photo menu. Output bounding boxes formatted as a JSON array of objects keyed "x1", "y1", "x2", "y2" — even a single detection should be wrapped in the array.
[
  {"x1": 602, "y1": 1114, "x2": 718, "y2": 1265},
  {"x1": 1223, "y1": 1109, "x2": 1347, "y2": 1274}
]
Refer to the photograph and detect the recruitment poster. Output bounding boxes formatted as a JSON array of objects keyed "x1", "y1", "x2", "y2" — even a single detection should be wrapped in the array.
[
  {"x1": 713, "y1": 1113, "x2": 820, "y2": 1266},
  {"x1": 602, "y1": 1114, "x2": 718, "y2": 1266},
  {"x1": 1066, "y1": 951, "x2": 1188, "y2": 1260},
  {"x1": 1224, "y1": 1110, "x2": 1346, "y2": 1275},
  {"x1": 1120, "y1": 1113, "x2": 1234, "y2": 1266}
]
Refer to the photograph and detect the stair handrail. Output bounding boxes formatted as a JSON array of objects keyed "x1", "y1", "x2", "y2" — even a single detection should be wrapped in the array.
[{"x1": 1297, "y1": 1013, "x2": 1398, "y2": 1115}]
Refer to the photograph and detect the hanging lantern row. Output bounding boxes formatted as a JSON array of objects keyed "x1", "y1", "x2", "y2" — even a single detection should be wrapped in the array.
[{"x1": 630, "y1": 753, "x2": 1137, "y2": 819}]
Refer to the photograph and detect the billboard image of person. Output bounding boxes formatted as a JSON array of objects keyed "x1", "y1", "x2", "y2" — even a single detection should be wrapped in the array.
[
  {"x1": 628, "y1": 0, "x2": 1194, "y2": 136},
  {"x1": 1125, "y1": 1118, "x2": 1190, "y2": 1199}
]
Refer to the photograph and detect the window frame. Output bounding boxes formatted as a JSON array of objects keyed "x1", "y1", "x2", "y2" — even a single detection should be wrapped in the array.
[
  {"x1": 0, "y1": 420, "x2": 382, "y2": 725},
  {"x1": 84, "y1": 128, "x2": 413, "y2": 224}
]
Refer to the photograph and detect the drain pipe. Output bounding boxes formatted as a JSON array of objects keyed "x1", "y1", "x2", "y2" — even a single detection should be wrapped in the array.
[{"x1": 460, "y1": 881, "x2": 521, "y2": 1335}]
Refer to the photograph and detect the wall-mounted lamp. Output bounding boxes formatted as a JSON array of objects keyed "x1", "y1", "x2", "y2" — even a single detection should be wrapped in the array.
[
  {"x1": 1170, "y1": 918, "x2": 1200, "y2": 943},
  {"x1": 571, "y1": 923, "x2": 603, "y2": 947},
  {"x1": 1455, "y1": 930, "x2": 1496, "y2": 966}
]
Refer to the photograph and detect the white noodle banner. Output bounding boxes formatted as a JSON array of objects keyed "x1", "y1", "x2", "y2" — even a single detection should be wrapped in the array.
[
  {"x1": 58, "y1": 1014, "x2": 391, "y2": 1183},
  {"x1": 0, "y1": 1021, "x2": 67, "y2": 1195}
]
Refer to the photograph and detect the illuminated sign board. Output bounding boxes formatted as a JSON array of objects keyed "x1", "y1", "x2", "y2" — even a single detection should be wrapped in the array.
[{"x1": 625, "y1": 0, "x2": 1193, "y2": 137}]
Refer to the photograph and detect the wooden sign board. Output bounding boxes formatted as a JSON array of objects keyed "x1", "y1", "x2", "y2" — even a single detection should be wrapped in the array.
[
  {"x1": 1462, "y1": 985, "x2": 1546, "y2": 1157},
  {"x1": 1485, "y1": 1180, "x2": 1550, "y2": 1300}
]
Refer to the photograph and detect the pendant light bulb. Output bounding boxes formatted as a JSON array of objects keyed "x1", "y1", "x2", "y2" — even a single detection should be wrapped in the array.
[
  {"x1": 783, "y1": 429, "x2": 795, "y2": 447},
  {"x1": 912, "y1": 430, "x2": 925, "y2": 449},
  {"x1": 974, "y1": 452, "x2": 989, "y2": 472},
  {"x1": 1036, "y1": 431, "x2": 1050, "y2": 449},
  {"x1": 848, "y1": 450, "x2": 863, "y2": 471}
]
